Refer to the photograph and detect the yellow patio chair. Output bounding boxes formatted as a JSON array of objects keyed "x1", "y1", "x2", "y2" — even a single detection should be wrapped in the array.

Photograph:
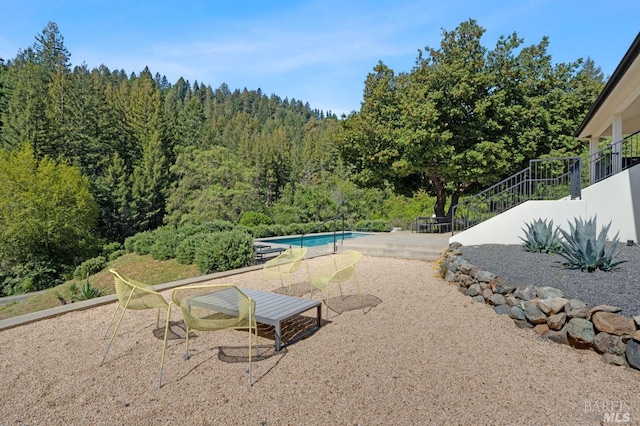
[
  {"x1": 101, "y1": 269, "x2": 170, "y2": 365},
  {"x1": 309, "y1": 249, "x2": 363, "y2": 317},
  {"x1": 262, "y1": 247, "x2": 309, "y2": 292},
  {"x1": 158, "y1": 284, "x2": 257, "y2": 388}
]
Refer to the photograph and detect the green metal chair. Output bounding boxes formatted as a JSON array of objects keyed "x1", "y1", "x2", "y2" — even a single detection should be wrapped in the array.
[
  {"x1": 101, "y1": 269, "x2": 170, "y2": 365},
  {"x1": 262, "y1": 247, "x2": 309, "y2": 292},
  {"x1": 158, "y1": 284, "x2": 257, "y2": 388},
  {"x1": 309, "y1": 250, "x2": 363, "y2": 317}
]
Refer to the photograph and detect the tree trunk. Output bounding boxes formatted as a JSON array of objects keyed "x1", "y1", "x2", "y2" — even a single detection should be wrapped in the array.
[
  {"x1": 446, "y1": 191, "x2": 462, "y2": 220},
  {"x1": 431, "y1": 176, "x2": 447, "y2": 217}
]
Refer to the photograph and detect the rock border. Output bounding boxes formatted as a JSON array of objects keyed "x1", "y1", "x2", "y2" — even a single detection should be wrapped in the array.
[{"x1": 441, "y1": 242, "x2": 640, "y2": 370}]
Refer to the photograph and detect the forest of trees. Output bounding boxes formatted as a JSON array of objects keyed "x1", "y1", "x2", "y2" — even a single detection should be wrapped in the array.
[{"x1": 0, "y1": 20, "x2": 605, "y2": 293}]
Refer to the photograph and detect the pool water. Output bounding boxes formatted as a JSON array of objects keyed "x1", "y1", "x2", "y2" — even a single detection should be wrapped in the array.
[{"x1": 260, "y1": 232, "x2": 371, "y2": 247}]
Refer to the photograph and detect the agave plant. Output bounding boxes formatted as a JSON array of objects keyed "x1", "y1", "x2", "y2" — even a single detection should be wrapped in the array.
[
  {"x1": 557, "y1": 216, "x2": 625, "y2": 272},
  {"x1": 520, "y1": 218, "x2": 563, "y2": 253},
  {"x1": 76, "y1": 282, "x2": 104, "y2": 301}
]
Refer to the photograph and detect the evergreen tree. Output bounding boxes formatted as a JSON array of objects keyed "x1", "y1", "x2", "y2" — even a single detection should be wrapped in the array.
[
  {"x1": 131, "y1": 130, "x2": 169, "y2": 231},
  {"x1": 94, "y1": 152, "x2": 134, "y2": 241},
  {"x1": 2, "y1": 50, "x2": 48, "y2": 153}
]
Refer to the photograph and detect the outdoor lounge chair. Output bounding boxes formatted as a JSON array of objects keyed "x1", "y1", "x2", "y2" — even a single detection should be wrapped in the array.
[
  {"x1": 261, "y1": 247, "x2": 309, "y2": 292},
  {"x1": 309, "y1": 249, "x2": 363, "y2": 317},
  {"x1": 101, "y1": 269, "x2": 170, "y2": 365},
  {"x1": 158, "y1": 284, "x2": 257, "y2": 388}
]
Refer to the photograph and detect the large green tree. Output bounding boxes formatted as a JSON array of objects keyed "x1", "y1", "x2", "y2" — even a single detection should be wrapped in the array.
[
  {"x1": 0, "y1": 144, "x2": 99, "y2": 292},
  {"x1": 337, "y1": 20, "x2": 604, "y2": 218}
]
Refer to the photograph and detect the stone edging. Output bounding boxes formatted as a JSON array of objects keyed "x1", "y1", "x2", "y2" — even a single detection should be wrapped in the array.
[{"x1": 441, "y1": 242, "x2": 640, "y2": 370}]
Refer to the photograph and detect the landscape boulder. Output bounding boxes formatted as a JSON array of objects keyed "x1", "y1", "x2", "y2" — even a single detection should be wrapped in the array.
[
  {"x1": 537, "y1": 286, "x2": 563, "y2": 299},
  {"x1": 474, "y1": 270, "x2": 495, "y2": 283},
  {"x1": 591, "y1": 312, "x2": 636, "y2": 336},
  {"x1": 546, "y1": 312, "x2": 566, "y2": 331},
  {"x1": 593, "y1": 332, "x2": 626, "y2": 355},
  {"x1": 625, "y1": 340, "x2": 640, "y2": 370},
  {"x1": 538, "y1": 297, "x2": 568, "y2": 315},
  {"x1": 513, "y1": 286, "x2": 537, "y2": 301},
  {"x1": 523, "y1": 300, "x2": 547, "y2": 324},
  {"x1": 567, "y1": 318, "x2": 595, "y2": 349}
]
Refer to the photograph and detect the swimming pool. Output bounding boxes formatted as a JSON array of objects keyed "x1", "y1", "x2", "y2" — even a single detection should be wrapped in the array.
[{"x1": 259, "y1": 232, "x2": 371, "y2": 248}]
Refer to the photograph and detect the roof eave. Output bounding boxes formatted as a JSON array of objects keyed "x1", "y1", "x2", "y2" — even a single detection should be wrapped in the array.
[{"x1": 575, "y1": 32, "x2": 640, "y2": 138}]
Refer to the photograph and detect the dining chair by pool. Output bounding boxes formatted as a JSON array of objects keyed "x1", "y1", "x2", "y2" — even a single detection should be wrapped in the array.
[
  {"x1": 101, "y1": 269, "x2": 170, "y2": 365},
  {"x1": 158, "y1": 284, "x2": 257, "y2": 388}
]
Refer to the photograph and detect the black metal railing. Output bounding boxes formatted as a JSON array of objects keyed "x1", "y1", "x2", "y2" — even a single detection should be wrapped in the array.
[
  {"x1": 451, "y1": 131, "x2": 640, "y2": 234},
  {"x1": 300, "y1": 213, "x2": 346, "y2": 252},
  {"x1": 587, "y1": 130, "x2": 640, "y2": 184},
  {"x1": 452, "y1": 156, "x2": 581, "y2": 233}
]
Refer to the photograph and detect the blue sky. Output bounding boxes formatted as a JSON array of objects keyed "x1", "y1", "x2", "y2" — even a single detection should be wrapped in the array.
[{"x1": 0, "y1": 0, "x2": 638, "y2": 116}]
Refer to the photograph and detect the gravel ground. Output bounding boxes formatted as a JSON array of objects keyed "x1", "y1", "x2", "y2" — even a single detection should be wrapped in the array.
[
  {"x1": 1, "y1": 254, "x2": 640, "y2": 425},
  {"x1": 459, "y1": 243, "x2": 640, "y2": 318}
]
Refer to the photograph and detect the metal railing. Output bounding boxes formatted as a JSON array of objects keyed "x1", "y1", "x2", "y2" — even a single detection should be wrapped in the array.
[
  {"x1": 452, "y1": 157, "x2": 581, "y2": 233},
  {"x1": 300, "y1": 213, "x2": 346, "y2": 252},
  {"x1": 587, "y1": 130, "x2": 640, "y2": 184},
  {"x1": 451, "y1": 131, "x2": 640, "y2": 234}
]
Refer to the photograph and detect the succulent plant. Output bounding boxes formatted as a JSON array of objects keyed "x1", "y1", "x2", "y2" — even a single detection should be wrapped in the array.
[
  {"x1": 520, "y1": 218, "x2": 563, "y2": 253},
  {"x1": 557, "y1": 216, "x2": 625, "y2": 272},
  {"x1": 76, "y1": 282, "x2": 104, "y2": 300}
]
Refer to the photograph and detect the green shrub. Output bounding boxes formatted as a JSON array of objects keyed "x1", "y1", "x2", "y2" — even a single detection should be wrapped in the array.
[
  {"x1": 149, "y1": 228, "x2": 180, "y2": 260},
  {"x1": 195, "y1": 220, "x2": 234, "y2": 234},
  {"x1": 302, "y1": 221, "x2": 321, "y2": 233},
  {"x1": 125, "y1": 231, "x2": 155, "y2": 255},
  {"x1": 520, "y1": 218, "x2": 563, "y2": 253},
  {"x1": 269, "y1": 224, "x2": 286, "y2": 237},
  {"x1": 194, "y1": 231, "x2": 254, "y2": 274},
  {"x1": 285, "y1": 223, "x2": 305, "y2": 235},
  {"x1": 238, "y1": 211, "x2": 273, "y2": 227},
  {"x1": 124, "y1": 233, "x2": 141, "y2": 253},
  {"x1": 102, "y1": 241, "x2": 123, "y2": 257},
  {"x1": 0, "y1": 260, "x2": 61, "y2": 295},
  {"x1": 134, "y1": 232, "x2": 156, "y2": 255},
  {"x1": 271, "y1": 204, "x2": 301, "y2": 225},
  {"x1": 175, "y1": 233, "x2": 208, "y2": 265},
  {"x1": 252, "y1": 224, "x2": 272, "y2": 238},
  {"x1": 557, "y1": 216, "x2": 625, "y2": 272},
  {"x1": 73, "y1": 256, "x2": 107, "y2": 280},
  {"x1": 176, "y1": 224, "x2": 201, "y2": 238},
  {"x1": 233, "y1": 225, "x2": 253, "y2": 236},
  {"x1": 108, "y1": 250, "x2": 127, "y2": 262}
]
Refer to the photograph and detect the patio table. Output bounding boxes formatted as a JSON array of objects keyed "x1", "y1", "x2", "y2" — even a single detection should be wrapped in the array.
[{"x1": 187, "y1": 287, "x2": 322, "y2": 351}]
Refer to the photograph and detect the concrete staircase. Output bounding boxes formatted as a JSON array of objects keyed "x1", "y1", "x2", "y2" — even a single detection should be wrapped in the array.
[{"x1": 337, "y1": 231, "x2": 449, "y2": 261}]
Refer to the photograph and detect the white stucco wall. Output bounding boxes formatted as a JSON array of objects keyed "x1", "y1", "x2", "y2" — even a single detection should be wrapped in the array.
[
  {"x1": 581, "y1": 166, "x2": 640, "y2": 243},
  {"x1": 450, "y1": 166, "x2": 640, "y2": 246},
  {"x1": 449, "y1": 200, "x2": 587, "y2": 246}
]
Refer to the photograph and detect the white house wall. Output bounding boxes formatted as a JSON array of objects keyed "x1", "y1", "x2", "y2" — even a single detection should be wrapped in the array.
[
  {"x1": 449, "y1": 166, "x2": 640, "y2": 246},
  {"x1": 581, "y1": 166, "x2": 640, "y2": 243}
]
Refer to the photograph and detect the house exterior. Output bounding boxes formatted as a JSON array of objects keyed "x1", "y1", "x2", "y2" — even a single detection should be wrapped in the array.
[{"x1": 450, "y1": 32, "x2": 640, "y2": 246}]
